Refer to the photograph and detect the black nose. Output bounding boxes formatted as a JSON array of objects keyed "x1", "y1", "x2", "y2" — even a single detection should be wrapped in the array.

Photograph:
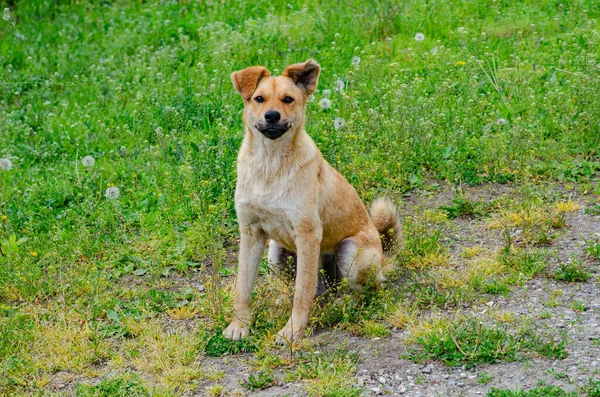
[{"x1": 264, "y1": 110, "x2": 281, "y2": 123}]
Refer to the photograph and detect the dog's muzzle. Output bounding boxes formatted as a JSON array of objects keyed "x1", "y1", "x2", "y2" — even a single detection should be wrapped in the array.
[{"x1": 256, "y1": 123, "x2": 290, "y2": 140}]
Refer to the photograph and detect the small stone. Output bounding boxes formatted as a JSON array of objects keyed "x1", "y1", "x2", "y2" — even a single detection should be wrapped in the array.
[
  {"x1": 399, "y1": 386, "x2": 407, "y2": 393},
  {"x1": 423, "y1": 364, "x2": 433, "y2": 374},
  {"x1": 378, "y1": 376, "x2": 386, "y2": 385}
]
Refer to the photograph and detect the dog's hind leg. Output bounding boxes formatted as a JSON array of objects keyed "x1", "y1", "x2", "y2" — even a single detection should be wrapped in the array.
[
  {"x1": 267, "y1": 240, "x2": 297, "y2": 279},
  {"x1": 269, "y1": 240, "x2": 328, "y2": 296},
  {"x1": 334, "y1": 231, "x2": 384, "y2": 290}
]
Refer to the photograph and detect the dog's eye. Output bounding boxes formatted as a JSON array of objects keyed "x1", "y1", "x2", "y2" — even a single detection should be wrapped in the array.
[
  {"x1": 283, "y1": 96, "x2": 294, "y2": 104},
  {"x1": 254, "y1": 96, "x2": 264, "y2": 103}
]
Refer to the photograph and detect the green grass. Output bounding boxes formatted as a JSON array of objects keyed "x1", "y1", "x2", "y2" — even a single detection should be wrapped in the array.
[{"x1": 1, "y1": 0, "x2": 599, "y2": 394}]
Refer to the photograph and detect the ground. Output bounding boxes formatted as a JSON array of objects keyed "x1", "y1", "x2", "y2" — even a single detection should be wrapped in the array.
[{"x1": 1, "y1": 0, "x2": 600, "y2": 396}]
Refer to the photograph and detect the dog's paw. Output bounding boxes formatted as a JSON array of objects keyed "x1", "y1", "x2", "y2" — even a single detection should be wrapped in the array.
[
  {"x1": 223, "y1": 321, "x2": 250, "y2": 340},
  {"x1": 275, "y1": 325, "x2": 303, "y2": 346}
]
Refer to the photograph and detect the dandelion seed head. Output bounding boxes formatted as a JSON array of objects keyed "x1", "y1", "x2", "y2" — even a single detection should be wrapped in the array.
[
  {"x1": 2, "y1": 8, "x2": 10, "y2": 22},
  {"x1": 81, "y1": 155, "x2": 95, "y2": 167},
  {"x1": 319, "y1": 98, "x2": 332, "y2": 110},
  {"x1": 0, "y1": 157, "x2": 13, "y2": 171},
  {"x1": 497, "y1": 118, "x2": 508, "y2": 125},
  {"x1": 334, "y1": 118, "x2": 346, "y2": 130},
  {"x1": 322, "y1": 89, "x2": 332, "y2": 98},
  {"x1": 334, "y1": 79, "x2": 345, "y2": 92},
  {"x1": 105, "y1": 186, "x2": 120, "y2": 199},
  {"x1": 415, "y1": 32, "x2": 425, "y2": 41},
  {"x1": 351, "y1": 56, "x2": 361, "y2": 67}
]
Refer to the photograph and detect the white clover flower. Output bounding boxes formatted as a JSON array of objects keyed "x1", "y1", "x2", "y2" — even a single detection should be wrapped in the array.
[
  {"x1": 322, "y1": 89, "x2": 332, "y2": 98},
  {"x1": 308, "y1": 95, "x2": 315, "y2": 103},
  {"x1": 81, "y1": 155, "x2": 95, "y2": 167},
  {"x1": 105, "y1": 186, "x2": 120, "y2": 199},
  {"x1": 319, "y1": 98, "x2": 331, "y2": 110},
  {"x1": 2, "y1": 8, "x2": 10, "y2": 22},
  {"x1": 415, "y1": 32, "x2": 425, "y2": 41},
  {"x1": 351, "y1": 56, "x2": 361, "y2": 67},
  {"x1": 0, "y1": 157, "x2": 12, "y2": 171},
  {"x1": 497, "y1": 118, "x2": 508, "y2": 125},
  {"x1": 334, "y1": 79, "x2": 345, "y2": 92},
  {"x1": 334, "y1": 118, "x2": 346, "y2": 130}
]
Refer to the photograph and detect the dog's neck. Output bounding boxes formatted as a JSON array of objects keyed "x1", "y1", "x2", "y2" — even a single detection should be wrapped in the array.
[{"x1": 239, "y1": 125, "x2": 318, "y2": 178}]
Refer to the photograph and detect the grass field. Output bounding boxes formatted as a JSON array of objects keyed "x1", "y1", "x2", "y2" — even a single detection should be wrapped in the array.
[{"x1": 1, "y1": 0, "x2": 600, "y2": 395}]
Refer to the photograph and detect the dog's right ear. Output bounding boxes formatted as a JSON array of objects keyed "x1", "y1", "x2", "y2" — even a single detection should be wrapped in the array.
[{"x1": 231, "y1": 66, "x2": 271, "y2": 101}]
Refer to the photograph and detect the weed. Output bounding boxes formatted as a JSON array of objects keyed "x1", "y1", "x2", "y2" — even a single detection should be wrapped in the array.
[
  {"x1": 408, "y1": 317, "x2": 522, "y2": 368},
  {"x1": 488, "y1": 384, "x2": 576, "y2": 396},
  {"x1": 585, "y1": 205, "x2": 600, "y2": 216},
  {"x1": 585, "y1": 240, "x2": 600, "y2": 260},
  {"x1": 287, "y1": 349, "x2": 361, "y2": 397},
  {"x1": 572, "y1": 300, "x2": 586, "y2": 313},
  {"x1": 477, "y1": 370, "x2": 493, "y2": 384},
  {"x1": 583, "y1": 378, "x2": 600, "y2": 397},
  {"x1": 554, "y1": 261, "x2": 591, "y2": 283},
  {"x1": 75, "y1": 376, "x2": 149, "y2": 397},
  {"x1": 204, "y1": 330, "x2": 259, "y2": 357},
  {"x1": 408, "y1": 316, "x2": 567, "y2": 368},
  {"x1": 498, "y1": 248, "x2": 546, "y2": 281},
  {"x1": 241, "y1": 370, "x2": 275, "y2": 391},
  {"x1": 398, "y1": 210, "x2": 449, "y2": 268},
  {"x1": 440, "y1": 193, "x2": 490, "y2": 219}
]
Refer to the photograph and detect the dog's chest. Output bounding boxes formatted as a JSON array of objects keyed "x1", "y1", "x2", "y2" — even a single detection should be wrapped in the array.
[
  {"x1": 235, "y1": 172, "x2": 303, "y2": 250},
  {"x1": 237, "y1": 193, "x2": 298, "y2": 249}
]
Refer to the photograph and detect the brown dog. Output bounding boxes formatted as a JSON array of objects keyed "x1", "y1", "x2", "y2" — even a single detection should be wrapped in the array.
[{"x1": 224, "y1": 59, "x2": 400, "y2": 344}]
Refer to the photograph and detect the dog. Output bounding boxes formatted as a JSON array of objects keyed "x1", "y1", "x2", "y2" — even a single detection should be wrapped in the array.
[{"x1": 223, "y1": 59, "x2": 400, "y2": 344}]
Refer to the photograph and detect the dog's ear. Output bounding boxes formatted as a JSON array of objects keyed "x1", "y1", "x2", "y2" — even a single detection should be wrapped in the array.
[
  {"x1": 282, "y1": 59, "x2": 320, "y2": 96},
  {"x1": 231, "y1": 66, "x2": 271, "y2": 101}
]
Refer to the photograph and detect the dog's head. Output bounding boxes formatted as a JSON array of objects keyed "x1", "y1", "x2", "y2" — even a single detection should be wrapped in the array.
[{"x1": 231, "y1": 59, "x2": 320, "y2": 140}]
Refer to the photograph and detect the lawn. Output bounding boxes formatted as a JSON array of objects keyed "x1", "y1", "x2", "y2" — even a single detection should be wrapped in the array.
[{"x1": 1, "y1": 0, "x2": 599, "y2": 395}]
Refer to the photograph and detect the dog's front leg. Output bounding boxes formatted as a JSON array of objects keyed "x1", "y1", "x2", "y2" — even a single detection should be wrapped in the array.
[
  {"x1": 276, "y1": 225, "x2": 322, "y2": 345},
  {"x1": 223, "y1": 226, "x2": 266, "y2": 340}
]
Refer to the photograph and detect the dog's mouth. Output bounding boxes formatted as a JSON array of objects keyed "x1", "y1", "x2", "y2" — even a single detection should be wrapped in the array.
[{"x1": 256, "y1": 124, "x2": 290, "y2": 140}]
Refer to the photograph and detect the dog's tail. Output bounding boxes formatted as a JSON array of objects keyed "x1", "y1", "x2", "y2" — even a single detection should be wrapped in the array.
[{"x1": 369, "y1": 197, "x2": 401, "y2": 253}]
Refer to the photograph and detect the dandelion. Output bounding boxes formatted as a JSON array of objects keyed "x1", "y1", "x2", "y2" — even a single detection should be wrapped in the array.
[
  {"x1": 0, "y1": 158, "x2": 12, "y2": 171},
  {"x1": 105, "y1": 186, "x2": 120, "y2": 199},
  {"x1": 352, "y1": 56, "x2": 361, "y2": 67},
  {"x1": 81, "y1": 155, "x2": 95, "y2": 167},
  {"x1": 455, "y1": 61, "x2": 466, "y2": 66},
  {"x1": 29, "y1": 251, "x2": 38, "y2": 257},
  {"x1": 414, "y1": 32, "x2": 425, "y2": 42},
  {"x1": 322, "y1": 89, "x2": 332, "y2": 98},
  {"x1": 334, "y1": 79, "x2": 345, "y2": 92},
  {"x1": 496, "y1": 118, "x2": 508, "y2": 125},
  {"x1": 319, "y1": 98, "x2": 331, "y2": 110},
  {"x1": 334, "y1": 118, "x2": 346, "y2": 130},
  {"x1": 1, "y1": 215, "x2": 6, "y2": 220}
]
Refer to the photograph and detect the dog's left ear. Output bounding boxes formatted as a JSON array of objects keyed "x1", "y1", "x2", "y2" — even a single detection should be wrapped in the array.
[{"x1": 282, "y1": 59, "x2": 320, "y2": 96}]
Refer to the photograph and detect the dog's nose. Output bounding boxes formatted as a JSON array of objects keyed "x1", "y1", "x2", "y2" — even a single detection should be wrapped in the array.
[{"x1": 264, "y1": 110, "x2": 281, "y2": 123}]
